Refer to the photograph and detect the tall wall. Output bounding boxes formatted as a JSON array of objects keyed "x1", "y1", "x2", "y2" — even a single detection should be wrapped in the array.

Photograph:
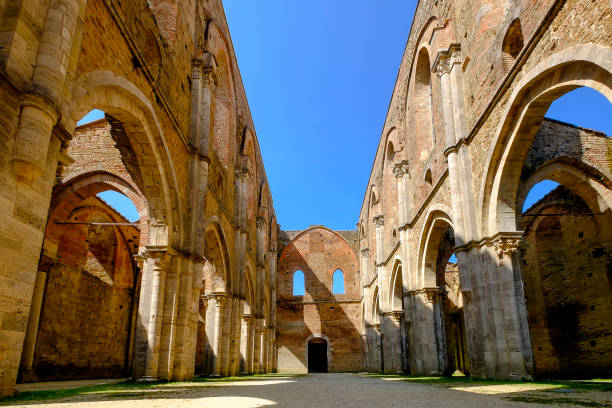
[
  {"x1": 358, "y1": 0, "x2": 611, "y2": 380},
  {"x1": 522, "y1": 186, "x2": 612, "y2": 378},
  {"x1": 30, "y1": 196, "x2": 138, "y2": 381},
  {"x1": 276, "y1": 227, "x2": 364, "y2": 373},
  {"x1": 0, "y1": 0, "x2": 279, "y2": 396}
]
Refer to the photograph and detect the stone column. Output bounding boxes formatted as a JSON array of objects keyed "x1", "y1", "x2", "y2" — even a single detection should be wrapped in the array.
[
  {"x1": 493, "y1": 235, "x2": 533, "y2": 379},
  {"x1": 228, "y1": 296, "x2": 241, "y2": 376},
  {"x1": 253, "y1": 316, "x2": 264, "y2": 373},
  {"x1": 19, "y1": 270, "x2": 47, "y2": 379},
  {"x1": 414, "y1": 288, "x2": 445, "y2": 375},
  {"x1": 11, "y1": 0, "x2": 81, "y2": 183},
  {"x1": 211, "y1": 293, "x2": 227, "y2": 376},
  {"x1": 240, "y1": 314, "x2": 253, "y2": 373},
  {"x1": 133, "y1": 248, "x2": 171, "y2": 380},
  {"x1": 382, "y1": 311, "x2": 404, "y2": 374}
]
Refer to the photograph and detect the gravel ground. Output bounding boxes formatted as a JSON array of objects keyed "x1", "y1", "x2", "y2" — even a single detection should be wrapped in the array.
[{"x1": 6, "y1": 374, "x2": 612, "y2": 408}]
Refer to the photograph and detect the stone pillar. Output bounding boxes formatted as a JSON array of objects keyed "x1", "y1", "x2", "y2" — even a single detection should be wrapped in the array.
[
  {"x1": 19, "y1": 270, "x2": 47, "y2": 379},
  {"x1": 11, "y1": 0, "x2": 80, "y2": 182},
  {"x1": 253, "y1": 316, "x2": 263, "y2": 373},
  {"x1": 228, "y1": 296, "x2": 241, "y2": 376},
  {"x1": 373, "y1": 216, "x2": 385, "y2": 266},
  {"x1": 211, "y1": 293, "x2": 227, "y2": 376},
  {"x1": 493, "y1": 235, "x2": 533, "y2": 379},
  {"x1": 413, "y1": 288, "x2": 445, "y2": 375},
  {"x1": 382, "y1": 312, "x2": 404, "y2": 374},
  {"x1": 240, "y1": 314, "x2": 253, "y2": 373},
  {"x1": 133, "y1": 248, "x2": 171, "y2": 380}
]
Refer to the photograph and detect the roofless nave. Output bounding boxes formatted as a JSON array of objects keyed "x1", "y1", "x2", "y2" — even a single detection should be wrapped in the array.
[{"x1": 0, "y1": 0, "x2": 610, "y2": 399}]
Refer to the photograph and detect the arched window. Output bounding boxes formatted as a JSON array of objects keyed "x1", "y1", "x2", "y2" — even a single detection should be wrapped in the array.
[
  {"x1": 293, "y1": 270, "x2": 305, "y2": 296},
  {"x1": 386, "y1": 141, "x2": 395, "y2": 164},
  {"x1": 502, "y1": 18, "x2": 524, "y2": 71},
  {"x1": 332, "y1": 269, "x2": 344, "y2": 294},
  {"x1": 414, "y1": 47, "x2": 434, "y2": 149}
]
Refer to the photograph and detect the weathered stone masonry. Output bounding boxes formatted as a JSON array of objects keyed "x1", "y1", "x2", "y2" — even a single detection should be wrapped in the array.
[
  {"x1": 276, "y1": 227, "x2": 364, "y2": 373},
  {"x1": 358, "y1": 0, "x2": 611, "y2": 380},
  {"x1": 0, "y1": 0, "x2": 278, "y2": 397}
]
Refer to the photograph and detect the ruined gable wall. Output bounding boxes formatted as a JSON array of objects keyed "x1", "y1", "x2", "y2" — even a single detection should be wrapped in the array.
[
  {"x1": 33, "y1": 196, "x2": 139, "y2": 381},
  {"x1": 276, "y1": 227, "x2": 363, "y2": 373}
]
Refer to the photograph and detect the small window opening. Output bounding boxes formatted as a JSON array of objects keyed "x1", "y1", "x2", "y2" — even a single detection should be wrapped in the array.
[
  {"x1": 425, "y1": 169, "x2": 432, "y2": 185},
  {"x1": 293, "y1": 270, "x2": 305, "y2": 296},
  {"x1": 332, "y1": 269, "x2": 345, "y2": 294},
  {"x1": 502, "y1": 19, "x2": 524, "y2": 71}
]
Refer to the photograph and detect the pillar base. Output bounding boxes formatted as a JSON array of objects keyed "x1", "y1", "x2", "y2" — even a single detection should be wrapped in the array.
[{"x1": 136, "y1": 376, "x2": 160, "y2": 383}]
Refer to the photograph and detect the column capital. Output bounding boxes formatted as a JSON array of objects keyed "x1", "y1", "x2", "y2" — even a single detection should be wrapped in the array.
[
  {"x1": 361, "y1": 248, "x2": 370, "y2": 258},
  {"x1": 134, "y1": 245, "x2": 172, "y2": 269},
  {"x1": 242, "y1": 314, "x2": 253, "y2": 322},
  {"x1": 256, "y1": 216, "x2": 266, "y2": 229},
  {"x1": 493, "y1": 234, "x2": 523, "y2": 258},
  {"x1": 212, "y1": 292, "x2": 228, "y2": 307},
  {"x1": 382, "y1": 311, "x2": 403, "y2": 322},
  {"x1": 449, "y1": 44, "x2": 462, "y2": 67},
  {"x1": 434, "y1": 53, "x2": 451, "y2": 78},
  {"x1": 434, "y1": 43, "x2": 462, "y2": 78},
  {"x1": 373, "y1": 215, "x2": 385, "y2": 227},
  {"x1": 422, "y1": 287, "x2": 443, "y2": 303},
  {"x1": 393, "y1": 162, "x2": 407, "y2": 178},
  {"x1": 192, "y1": 53, "x2": 217, "y2": 87}
]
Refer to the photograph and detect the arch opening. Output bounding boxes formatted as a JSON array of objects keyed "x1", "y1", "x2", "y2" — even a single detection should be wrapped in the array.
[
  {"x1": 293, "y1": 270, "x2": 305, "y2": 296},
  {"x1": 307, "y1": 338, "x2": 328, "y2": 373},
  {"x1": 332, "y1": 269, "x2": 345, "y2": 294}
]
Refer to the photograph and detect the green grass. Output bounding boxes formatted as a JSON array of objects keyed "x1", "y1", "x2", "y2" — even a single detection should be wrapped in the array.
[
  {"x1": 1, "y1": 381, "x2": 164, "y2": 405},
  {"x1": 360, "y1": 373, "x2": 612, "y2": 392},
  {"x1": 2, "y1": 374, "x2": 303, "y2": 405},
  {"x1": 506, "y1": 396, "x2": 611, "y2": 407}
]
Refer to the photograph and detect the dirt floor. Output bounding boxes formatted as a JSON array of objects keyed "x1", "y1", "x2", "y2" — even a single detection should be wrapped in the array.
[{"x1": 5, "y1": 374, "x2": 612, "y2": 407}]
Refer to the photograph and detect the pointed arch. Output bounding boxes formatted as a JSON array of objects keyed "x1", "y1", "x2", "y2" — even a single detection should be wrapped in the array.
[
  {"x1": 388, "y1": 259, "x2": 403, "y2": 311},
  {"x1": 481, "y1": 44, "x2": 612, "y2": 235},
  {"x1": 68, "y1": 71, "x2": 181, "y2": 247},
  {"x1": 417, "y1": 207, "x2": 454, "y2": 289}
]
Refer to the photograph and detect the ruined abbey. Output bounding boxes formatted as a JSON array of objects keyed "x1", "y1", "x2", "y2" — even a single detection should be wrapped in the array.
[{"x1": 0, "y1": 0, "x2": 610, "y2": 399}]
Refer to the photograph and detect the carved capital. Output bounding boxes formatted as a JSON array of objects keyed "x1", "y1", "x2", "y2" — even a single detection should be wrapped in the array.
[
  {"x1": 212, "y1": 292, "x2": 228, "y2": 307},
  {"x1": 435, "y1": 54, "x2": 451, "y2": 78},
  {"x1": 361, "y1": 248, "x2": 370, "y2": 258},
  {"x1": 373, "y1": 215, "x2": 385, "y2": 227},
  {"x1": 494, "y1": 235, "x2": 522, "y2": 258},
  {"x1": 382, "y1": 311, "x2": 403, "y2": 322},
  {"x1": 256, "y1": 216, "x2": 266, "y2": 229},
  {"x1": 393, "y1": 162, "x2": 406, "y2": 178},
  {"x1": 135, "y1": 246, "x2": 172, "y2": 270},
  {"x1": 422, "y1": 287, "x2": 441, "y2": 303},
  {"x1": 192, "y1": 53, "x2": 217, "y2": 87},
  {"x1": 242, "y1": 314, "x2": 253, "y2": 322},
  {"x1": 449, "y1": 44, "x2": 462, "y2": 66}
]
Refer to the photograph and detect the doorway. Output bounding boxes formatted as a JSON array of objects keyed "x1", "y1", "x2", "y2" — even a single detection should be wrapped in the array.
[{"x1": 308, "y1": 338, "x2": 328, "y2": 373}]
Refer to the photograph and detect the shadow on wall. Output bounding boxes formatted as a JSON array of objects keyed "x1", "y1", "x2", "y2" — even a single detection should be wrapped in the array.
[{"x1": 276, "y1": 235, "x2": 364, "y2": 373}]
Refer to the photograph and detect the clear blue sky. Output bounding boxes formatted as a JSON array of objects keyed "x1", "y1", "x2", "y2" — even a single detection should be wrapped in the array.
[{"x1": 80, "y1": 3, "x2": 611, "y2": 231}]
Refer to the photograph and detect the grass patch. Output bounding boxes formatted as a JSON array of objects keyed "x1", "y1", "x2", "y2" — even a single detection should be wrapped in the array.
[
  {"x1": 360, "y1": 373, "x2": 612, "y2": 392},
  {"x1": 506, "y1": 396, "x2": 611, "y2": 407},
  {"x1": 2, "y1": 374, "x2": 304, "y2": 404},
  {"x1": 192, "y1": 373, "x2": 304, "y2": 382},
  {"x1": 1, "y1": 381, "x2": 164, "y2": 405}
]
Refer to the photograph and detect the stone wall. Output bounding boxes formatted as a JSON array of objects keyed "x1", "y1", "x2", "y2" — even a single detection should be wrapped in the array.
[
  {"x1": 358, "y1": 0, "x2": 611, "y2": 380},
  {"x1": 0, "y1": 0, "x2": 279, "y2": 395},
  {"x1": 29, "y1": 195, "x2": 139, "y2": 381},
  {"x1": 522, "y1": 186, "x2": 612, "y2": 378},
  {"x1": 277, "y1": 227, "x2": 364, "y2": 373}
]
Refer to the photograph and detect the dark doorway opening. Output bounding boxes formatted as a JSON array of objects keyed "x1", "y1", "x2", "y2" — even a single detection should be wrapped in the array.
[{"x1": 308, "y1": 338, "x2": 328, "y2": 373}]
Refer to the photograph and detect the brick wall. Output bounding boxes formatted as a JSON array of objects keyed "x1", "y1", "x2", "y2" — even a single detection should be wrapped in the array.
[
  {"x1": 29, "y1": 195, "x2": 139, "y2": 381},
  {"x1": 522, "y1": 186, "x2": 612, "y2": 378},
  {"x1": 277, "y1": 227, "x2": 364, "y2": 373}
]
